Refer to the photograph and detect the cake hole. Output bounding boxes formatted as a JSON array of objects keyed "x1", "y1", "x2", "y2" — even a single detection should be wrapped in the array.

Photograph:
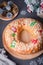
[{"x1": 18, "y1": 30, "x2": 30, "y2": 43}]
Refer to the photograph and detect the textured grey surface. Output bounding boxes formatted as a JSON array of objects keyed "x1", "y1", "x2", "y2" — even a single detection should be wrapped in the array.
[
  {"x1": 0, "y1": 0, "x2": 43, "y2": 65},
  {"x1": 0, "y1": 49, "x2": 16, "y2": 65}
]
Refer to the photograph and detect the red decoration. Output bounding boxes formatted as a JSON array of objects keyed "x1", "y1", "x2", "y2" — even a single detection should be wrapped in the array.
[
  {"x1": 40, "y1": 2, "x2": 43, "y2": 9},
  {"x1": 32, "y1": 39, "x2": 38, "y2": 44},
  {"x1": 11, "y1": 26, "x2": 17, "y2": 32},
  {"x1": 39, "y1": 30, "x2": 43, "y2": 33}
]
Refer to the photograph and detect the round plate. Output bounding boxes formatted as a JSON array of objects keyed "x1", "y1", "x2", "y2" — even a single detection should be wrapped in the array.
[
  {"x1": 2, "y1": 18, "x2": 43, "y2": 60},
  {"x1": 0, "y1": 2, "x2": 19, "y2": 21}
]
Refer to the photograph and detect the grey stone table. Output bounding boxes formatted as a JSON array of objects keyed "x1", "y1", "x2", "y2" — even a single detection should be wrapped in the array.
[{"x1": 0, "y1": 0, "x2": 43, "y2": 65}]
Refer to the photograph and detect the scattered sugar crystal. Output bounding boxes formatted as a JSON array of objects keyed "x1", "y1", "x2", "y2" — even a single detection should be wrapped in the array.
[
  {"x1": 20, "y1": 10, "x2": 27, "y2": 15},
  {"x1": 37, "y1": 57, "x2": 43, "y2": 64},
  {"x1": 29, "y1": 61, "x2": 37, "y2": 65}
]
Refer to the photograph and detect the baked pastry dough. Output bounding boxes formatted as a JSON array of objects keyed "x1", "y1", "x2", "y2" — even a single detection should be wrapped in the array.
[{"x1": 2, "y1": 18, "x2": 43, "y2": 59}]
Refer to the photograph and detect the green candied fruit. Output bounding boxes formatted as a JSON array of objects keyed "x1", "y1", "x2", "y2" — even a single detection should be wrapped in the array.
[
  {"x1": 10, "y1": 40, "x2": 16, "y2": 48},
  {"x1": 12, "y1": 33, "x2": 16, "y2": 37},
  {"x1": 30, "y1": 20, "x2": 37, "y2": 26}
]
